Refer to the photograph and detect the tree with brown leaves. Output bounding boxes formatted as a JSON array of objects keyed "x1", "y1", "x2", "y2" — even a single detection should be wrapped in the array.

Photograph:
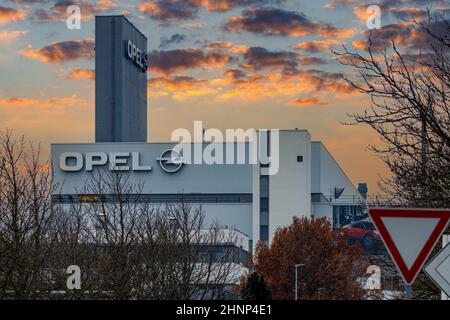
[{"x1": 253, "y1": 216, "x2": 367, "y2": 300}]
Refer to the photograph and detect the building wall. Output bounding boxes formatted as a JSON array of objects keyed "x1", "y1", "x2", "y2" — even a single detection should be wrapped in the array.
[
  {"x1": 311, "y1": 141, "x2": 360, "y2": 199},
  {"x1": 266, "y1": 130, "x2": 311, "y2": 242},
  {"x1": 51, "y1": 134, "x2": 361, "y2": 245},
  {"x1": 95, "y1": 16, "x2": 147, "y2": 142},
  {"x1": 199, "y1": 204, "x2": 252, "y2": 240},
  {"x1": 311, "y1": 141, "x2": 365, "y2": 226},
  {"x1": 52, "y1": 142, "x2": 254, "y2": 240}
]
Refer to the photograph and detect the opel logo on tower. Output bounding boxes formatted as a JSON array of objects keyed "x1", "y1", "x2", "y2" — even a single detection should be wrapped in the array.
[{"x1": 157, "y1": 149, "x2": 184, "y2": 173}]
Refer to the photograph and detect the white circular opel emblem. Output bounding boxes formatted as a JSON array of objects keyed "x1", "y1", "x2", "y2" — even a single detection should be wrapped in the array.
[{"x1": 157, "y1": 149, "x2": 184, "y2": 173}]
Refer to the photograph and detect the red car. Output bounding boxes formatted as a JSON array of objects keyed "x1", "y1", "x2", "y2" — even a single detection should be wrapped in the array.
[{"x1": 345, "y1": 221, "x2": 380, "y2": 249}]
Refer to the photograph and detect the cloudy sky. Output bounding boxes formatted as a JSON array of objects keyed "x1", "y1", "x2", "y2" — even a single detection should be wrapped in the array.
[{"x1": 0, "y1": 0, "x2": 449, "y2": 193}]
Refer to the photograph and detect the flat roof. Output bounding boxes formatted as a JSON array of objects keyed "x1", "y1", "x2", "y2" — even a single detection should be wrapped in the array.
[{"x1": 95, "y1": 15, "x2": 148, "y2": 40}]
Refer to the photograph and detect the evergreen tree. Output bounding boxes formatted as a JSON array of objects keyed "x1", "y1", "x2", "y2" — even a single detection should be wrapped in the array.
[{"x1": 241, "y1": 272, "x2": 272, "y2": 300}]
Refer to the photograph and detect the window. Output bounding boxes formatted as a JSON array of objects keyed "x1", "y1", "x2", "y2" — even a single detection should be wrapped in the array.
[
  {"x1": 260, "y1": 175, "x2": 269, "y2": 197},
  {"x1": 333, "y1": 205, "x2": 368, "y2": 227},
  {"x1": 260, "y1": 174, "x2": 269, "y2": 243},
  {"x1": 297, "y1": 155, "x2": 303, "y2": 162},
  {"x1": 260, "y1": 198, "x2": 269, "y2": 211},
  {"x1": 260, "y1": 210, "x2": 269, "y2": 225},
  {"x1": 260, "y1": 226, "x2": 269, "y2": 242}
]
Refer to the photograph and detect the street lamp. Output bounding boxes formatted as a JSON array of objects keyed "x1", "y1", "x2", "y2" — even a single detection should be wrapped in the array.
[{"x1": 294, "y1": 263, "x2": 305, "y2": 300}]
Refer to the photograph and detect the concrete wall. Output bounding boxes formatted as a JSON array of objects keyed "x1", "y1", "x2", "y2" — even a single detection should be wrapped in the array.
[
  {"x1": 311, "y1": 141, "x2": 364, "y2": 222},
  {"x1": 266, "y1": 130, "x2": 311, "y2": 242},
  {"x1": 95, "y1": 16, "x2": 147, "y2": 142},
  {"x1": 311, "y1": 141, "x2": 361, "y2": 202}
]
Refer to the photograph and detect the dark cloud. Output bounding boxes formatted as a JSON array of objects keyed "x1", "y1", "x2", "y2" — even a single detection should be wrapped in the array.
[
  {"x1": 22, "y1": 39, "x2": 94, "y2": 63},
  {"x1": 193, "y1": 0, "x2": 282, "y2": 12},
  {"x1": 291, "y1": 96, "x2": 328, "y2": 106},
  {"x1": 10, "y1": 0, "x2": 50, "y2": 3},
  {"x1": 224, "y1": 7, "x2": 354, "y2": 38},
  {"x1": 297, "y1": 55, "x2": 328, "y2": 65},
  {"x1": 148, "y1": 75, "x2": 207, "y2": 88},
  {"x1": 297, "y1": 69, "x2": 357, "y2": 94},
  {"x1": 224, "y1": 69, "x2": 247, "y2": 80},
  {"x1": 148, "y1": 48, "x2": 232, "y2": 75},
  {"x1": 240, "y1": 47, "x2": 326, "y2": 72},
  {"x1": 326, "y1": 0, "x2": 447, "y2": 10},
  {"x1": 138, "y1": 0, "x2": 280, "y2": 23},
  {"x1": 352, "y1": 20, "x2": 449, "y2": 51},
  {"x1": 138, "y1": 1, "x2": 198, "y2": 23},
  {"x1": 159, "y1": 33, "x2": 186, "y2": 49},
  {"x1": 241, "y1": 46, "x2": 299, "y2": 70},
  {"x1": 389, "y1": 7, "x2": 427, "y2": 20}
]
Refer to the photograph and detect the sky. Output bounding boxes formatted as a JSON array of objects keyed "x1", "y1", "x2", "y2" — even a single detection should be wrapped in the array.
[{"x1": 0, "y1": 0, "x2": 449, "y2": 194}]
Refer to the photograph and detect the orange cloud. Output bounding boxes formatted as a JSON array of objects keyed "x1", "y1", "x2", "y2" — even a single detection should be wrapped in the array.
[
  {"x1": 0, "y1": 30, "x2": 27, "y2": 43},
  {"x1": 218, "y1": 68, "x2": 358, "y2": 100},
  {"x1": 204, "y1": 42, "x2": 249, "y2": 54},
  {"x1": 352, "y1": 4, "x2": 368, "y2": 22},
  {"x1": 290, "y1": 96, "x2": 328, "y2": 106},
  {"x1": 148, "y1": 76, "x2": 217, "y2": 100},
  {"x1": 95, "y1": 0, "x2": 119, "y2": 11},
  {"x1": 22, "y1": 40, "x2": 94, "y2": 64},
  {"x1": 67, "y1": 69, "x2": 95, "y2": 81},
  {"x1": 324, "y1": 0, "x2": 358, "y2": 10},
  {"x1": 0, "y1": 6, "x2": 26, "y2": 24},
  {"x1": 148, "y1": 48, "x2": 232, "y2": 75},
  {"x1": 0, "y1": 95, "x2": 89, "y2": 109},
  {"x1": 292, "y1": 40, "x2": 342, "y2": 52}
]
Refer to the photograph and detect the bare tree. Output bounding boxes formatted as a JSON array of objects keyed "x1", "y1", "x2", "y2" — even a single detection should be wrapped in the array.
[
  {"x1": 333, "y1": 10, "x2": 450, "y2": 298},
  {"x1": 0, "y1": 130, "x2": 248, "y2": 300},
  {"x1": 51, "y1": 168, "x2": 247, "y2": 299},
  {"x1": 334, "y1": 11, "x2": 450, "y2": 207},
  {"x1": 0, "y1": 130, "x2": 55, "y2": 299}
]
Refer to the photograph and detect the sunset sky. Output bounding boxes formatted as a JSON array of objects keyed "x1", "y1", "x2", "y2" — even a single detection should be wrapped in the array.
[{"x1": 0, "y1": 0, "x2": 449, "y2": 194}]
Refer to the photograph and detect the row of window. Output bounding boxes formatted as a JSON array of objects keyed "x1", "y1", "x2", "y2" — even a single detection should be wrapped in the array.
[{"x1": 52, "y1": 193, "x2": 253, "y2": 204}]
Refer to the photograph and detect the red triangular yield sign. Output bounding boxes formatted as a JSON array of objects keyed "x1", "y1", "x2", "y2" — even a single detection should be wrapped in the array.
[{"x1": 369, "y1": 208, "x2": 450, "y2": 285}]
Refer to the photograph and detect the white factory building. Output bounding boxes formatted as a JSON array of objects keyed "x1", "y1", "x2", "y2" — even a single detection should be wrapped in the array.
[{"x1": 51, "y1": 16, "x2": 367, "y2": 254}]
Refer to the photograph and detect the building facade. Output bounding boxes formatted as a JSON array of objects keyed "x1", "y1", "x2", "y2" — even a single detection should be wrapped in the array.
[{"x1": 51, "y1": 15, "x2": 366, "y2": 254}]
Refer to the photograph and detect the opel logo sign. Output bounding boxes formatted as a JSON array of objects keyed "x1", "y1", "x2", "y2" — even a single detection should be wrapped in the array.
[{"x1": 157, "y1": 149, "x2": 184, "y2": 173}]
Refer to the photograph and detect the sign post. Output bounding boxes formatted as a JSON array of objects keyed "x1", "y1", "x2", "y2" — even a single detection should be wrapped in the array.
[
  {"x1": 442, "y1": 235, "x2": 449, "y2": 300},
  {"x1": 404, "y1": 284, "x2": 412, "y2": 300},
  {"x1": 369, "y1": 208, "x2": 450, "y2": 298}
]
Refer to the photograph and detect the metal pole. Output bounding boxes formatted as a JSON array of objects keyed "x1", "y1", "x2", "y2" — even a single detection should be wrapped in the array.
[
  {"x1": 442, "y1": 235, "x2": 449, "y2": 300},
  {"x1": 294, "y1": 264, "x2": 305, "y2": 301},
  {"x1": 295, "y1": 266, "x2": 298, "y2": 301},
  {"x1": 404, "y1": 284, "x2": 412, "y2": 300}
]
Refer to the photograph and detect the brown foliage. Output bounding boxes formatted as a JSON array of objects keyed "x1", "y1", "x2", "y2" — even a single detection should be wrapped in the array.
[{"x1": 253, "y1": 216, "x2": 367, "y2": 300}]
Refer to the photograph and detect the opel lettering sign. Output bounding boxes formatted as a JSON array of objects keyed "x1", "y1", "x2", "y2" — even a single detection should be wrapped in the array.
[
  {"x1": 59, "y1": 150, "x2": 185, "y2": 173},
  {"x1": 125, "y1": 40, "x2": 148, "y2": 73},
  {"x1": 59, "y1": 152, "x2": 152, "y2": 172},
  {"x1": 157, "y1": 149, "x2": 184, "y2": 173}
]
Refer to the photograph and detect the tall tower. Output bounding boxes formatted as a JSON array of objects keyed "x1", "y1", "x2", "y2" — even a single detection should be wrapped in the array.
[{"x1": 95, "y1": 15, "x2": 148, "y2": 142}]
